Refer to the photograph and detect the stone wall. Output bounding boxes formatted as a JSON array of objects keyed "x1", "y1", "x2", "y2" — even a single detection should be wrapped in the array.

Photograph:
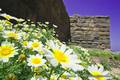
[{"x1": 70, "y1": 14, "x2": 110, "y2": 49}]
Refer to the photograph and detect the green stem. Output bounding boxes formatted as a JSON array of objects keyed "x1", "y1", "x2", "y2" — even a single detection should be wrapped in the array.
[
  {"x1": 2, "y1": 62, "x2": 5, "y2": 79},
  {"x1": 57, "y1": 71, "x2": 65, "y2": 80},
  {"x1": 48, "y1": 67, "x2": 54, "y2": 80},
  {"x1": 57, "y1": 68, "x2": 70, "y2": 80}
]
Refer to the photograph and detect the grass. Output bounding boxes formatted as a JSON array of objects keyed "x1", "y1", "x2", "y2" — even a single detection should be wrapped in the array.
[
  {"x1": 88, "y1": 49, "x2": 112, "y2": 59},
  {"x1": 88, "y1": 48, "x2": 120, "y2": 61},
  {"x1": 112, "y1": 53, "x2": 120, "y2": 61}
]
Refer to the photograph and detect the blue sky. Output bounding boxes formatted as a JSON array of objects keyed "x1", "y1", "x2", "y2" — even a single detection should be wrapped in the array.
[{"x1": 64, "y1": 0, "x2": 120, "y2": 51}]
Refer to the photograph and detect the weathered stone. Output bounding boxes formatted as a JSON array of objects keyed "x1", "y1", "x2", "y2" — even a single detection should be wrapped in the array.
[
  {"x1": 70, "y1": 14, "x2": 110, "y2": 49},
  {"x1": 0, "y1": 0, "x2": 70, "y2": 42}
]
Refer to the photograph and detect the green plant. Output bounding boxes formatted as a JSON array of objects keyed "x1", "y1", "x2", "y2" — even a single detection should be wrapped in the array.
[
  {"x1": 112, "y1": 75, "x2": 120, "y2": 80},
  {"x1": 88, "y1": 49, "x2": 112, "y2": 59},
  {"x1": 112, "y1": 53, "x2": 120, "y2": 61},
  {"x1": 0, "y1": 13, "x2": 112, "y2": 80}
]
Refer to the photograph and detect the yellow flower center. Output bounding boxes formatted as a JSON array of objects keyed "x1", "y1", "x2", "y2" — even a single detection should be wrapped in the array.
[
  {"x1": 53, "y1": 49, "x2": 69, "y2": 63},
  {"x1": 91, "y1": 71, "x2": 105, "y2": 80},
  {"x1": 31, "y1": 42, "x2": 40, "y2": 48},
  {"x1": 7, "y1": 32, "x2": 18, "y2": 39},
  {"x1": 0, "y1": 45, "x2": 14, "y2": 57},
  {"x1": 31, "y1": 57, "x2": 42, "y2": 64}
]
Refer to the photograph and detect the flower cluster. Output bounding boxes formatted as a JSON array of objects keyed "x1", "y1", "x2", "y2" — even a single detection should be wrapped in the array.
[{"x1": 0, "y1": 13, "x2": 112, "y2": 80}]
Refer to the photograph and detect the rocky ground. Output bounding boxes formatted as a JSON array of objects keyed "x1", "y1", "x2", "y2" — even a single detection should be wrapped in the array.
[{"x1": 91, "y1": 57, "x2": 120, "y2": 76}]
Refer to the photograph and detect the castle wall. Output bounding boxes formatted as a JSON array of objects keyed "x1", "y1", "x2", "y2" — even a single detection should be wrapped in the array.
[{"x1": 70, "y1": 15, "x2": 110, "y2": 49}]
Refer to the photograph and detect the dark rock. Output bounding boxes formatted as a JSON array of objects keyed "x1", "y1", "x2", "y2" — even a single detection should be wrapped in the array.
[{"x1": 0, "y1": 0, "x2": 70, "y2": 42}]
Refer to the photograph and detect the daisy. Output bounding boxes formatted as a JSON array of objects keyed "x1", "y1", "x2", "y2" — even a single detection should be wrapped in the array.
[
  {"x1": 0, "y1": 41, "x2": 18, "y2": 62},
  {"x1": 88, "y1": 65, "x2": 111, "y2": 80},
  {"x1": 21, "y1": 32, "x2": 29, "y2": 40},
  {"x1": 45, "y1": 40, "x2": 84, "y2": 71},
  {"x1": 0, "y1": 13, "x2": 14, "y2": 20},
  {"x1": 28, "y1": 40, "x2": 44, "y2": 52},
  {"x1": 3, "y1": 30, "x2": 21, "y2": 40},
  {"x1": 0, "y1": 20, "x2": 12, "y2": 27},
  {"x1": 27, "y1": 54, "x2": 46, "y2": 67},
  {"x1": 0, "y1": 13, "x2": 24, "y2": 22}
]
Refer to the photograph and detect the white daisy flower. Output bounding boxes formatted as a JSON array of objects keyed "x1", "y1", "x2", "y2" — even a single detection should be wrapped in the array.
[
  {"x1": 0, "y1": 13, "x2": 14, "y2": 20},
  {"x1": 21, "y1": 32, "x2": 29, "y2": 40},
  {"x1": 88, "y1": 65, "x2": 111, "y2": 80},
  {"x1": 0, "y1": 41, "x2": 18, "y2": 62},
  {"x1": 27, "y1": 54, "x2": 46, "y2": 67},
  {"x1": 0, "y1": 13, "x2": 24, "y2": 22},
  {"x1": 28, "y1": 40, "x2": 44, "y2": 52},
  {"x1": 45, "y1": 40, "x2": 84, "y2": 71},
  {"x1": 3, "y1": 30, "x2": 22, "y2": 40}
]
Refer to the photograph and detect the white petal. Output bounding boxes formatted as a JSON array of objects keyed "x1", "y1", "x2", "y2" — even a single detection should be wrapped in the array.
[
  {"x1": 50, "y1": 59, "x2": 58, "y2": 67},
  {"x1": 43, "y1": 48, "x2": 52, "y2": 55},
  {"x1": 2, "y1": 58, "x2": 9, "y2": 62},
  {"x1": 49, "y1": 40, "x2": 56, "y2": 49},
  {"x1": 71, "y1": 64, "x2": 84, "y2": 71},
  {"x1": 36, "y1": 54, "x2": 41, "y2": 57},
  {"x1": 60, "y1": 44, "x2": 66, "y2": 52},
  {"x1": 45, "y1": 54, "x2": 53, "y2": 59},
  {"x1": 99, "y1": 66, "x2": 104, "y2": 72},
  {"x1": 55, "y1": 43, "x2": 60, "y2": 49},
  {"x1": 102, "y1": 71, "x2": 109, "y2": 76},
  {"x1": 69, "y1": 55, "x2": 78, "y2": 63},
  {"x1": 42, "y1": 59, "x2": 46, "y2": 64},
  {"x1": 94, "y1": 65, "x2": 98, "y2": 71},
  {"x1": 28, "y1": 63, "x2": 31, "y2": 66}
]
